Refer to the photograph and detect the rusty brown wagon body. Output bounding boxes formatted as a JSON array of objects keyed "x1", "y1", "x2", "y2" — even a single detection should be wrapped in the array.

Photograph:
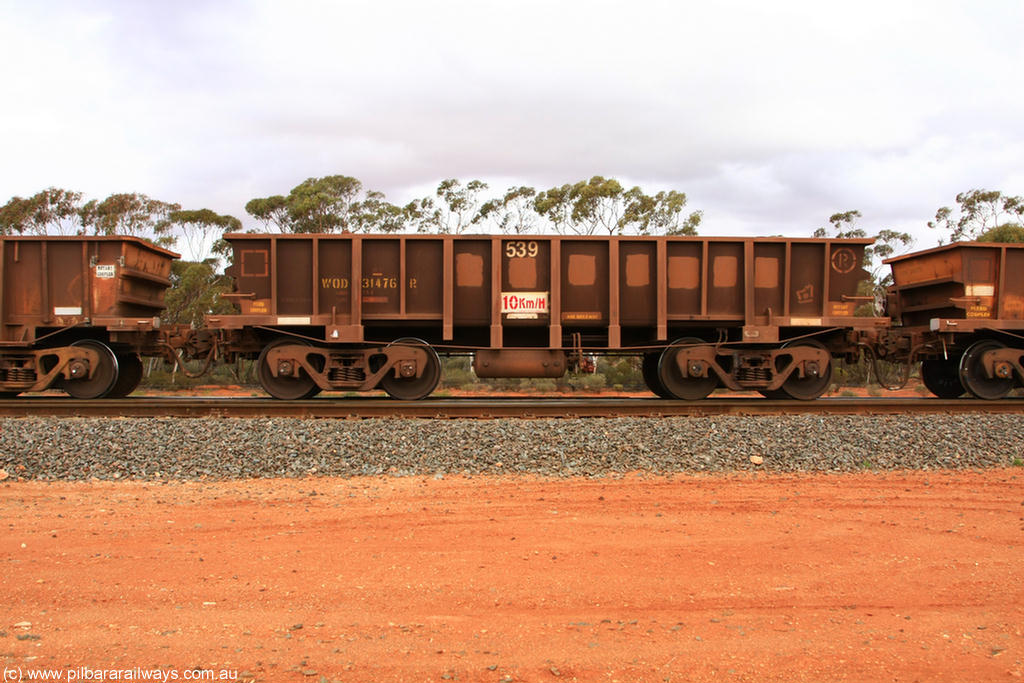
[
  {"x1": 884, "y1": 242, "x2": 1024, "y2": 399},
  {"x1": 0, "y1": 236, "x2": 178, "y2": 397},
  {"x1": 212, "y1": 233, "x2": 882, "y2": 400},
  {"x1": 6, "y1": 231, "x2": 1023, "y2": 402}
]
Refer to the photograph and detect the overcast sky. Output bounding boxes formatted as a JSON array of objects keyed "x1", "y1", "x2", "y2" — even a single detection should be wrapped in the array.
[{"x1": 2, "y1": 0, "x2": 1022, "y2": 251}]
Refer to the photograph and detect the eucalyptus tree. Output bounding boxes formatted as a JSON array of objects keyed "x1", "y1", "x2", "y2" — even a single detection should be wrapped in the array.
[
  {"x1": 477, "y1": 186, "x2": 538, "y2": 234},
  {"x1": 928, "y1": 189, "x2": 1024, "y2": 243},
  {"x1": 534, "y1": 176, "x2": 701, "y2": 236},
  {"x1": 246, "y1": 175, "x2": 407, "y2": 234},
  {"x1": 0, "y1": 188, "x2": 84, "y2": 235},
  {"x1": 168, "y1": 208, "x2": 243, "y2": 261},
  {"x1": 411, "y1": 178, "x2": 489, "y2": 234},
  {"x1": 80, "y1": 193, "x2": 181, "y2": 245}
]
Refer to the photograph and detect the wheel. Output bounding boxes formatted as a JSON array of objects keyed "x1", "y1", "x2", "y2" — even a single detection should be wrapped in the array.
[
  {"x1": 63, "y1": 340, "x2": 119, "y2": 399},
  {"x1": 106, "y1": 353, "x2": 144, "y2": 398},
  {"x1": 959, "y1": 340, "x2": 1013, "y2": 400},
  {"x1": 257, "y1": 340, "x2": 321, "y2": 400},
  {"x1": 642, "y1": 352, "x2": 672, "y2": 398},
  {"x1": 779, "y1": 340, "x2": 832, "y2": 401},
  {"x1": 379, "y1": 338, "x2": 441, "y2": 400},
  {"x1": 657, "y1": 337, "x2": 717, "y2": 400},
  {"x1": 920, "y1": 358, "x2": 965, "y2": 398}
]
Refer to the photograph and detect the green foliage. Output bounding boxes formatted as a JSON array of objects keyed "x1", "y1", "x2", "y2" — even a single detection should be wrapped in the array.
[
  {"x1": 349, "y1": 190, "x2": 408, "y2": 233},
  {"x1": 242, "y1": 174, "x2": 700, "y2": 236},
  {"x1": 566, "y1": 176, "x2": 626, "y2": 234},
  {"x1": 525, "y1": 378, "x2": 558, "y2": 393},
  {"x1": 287, "y1": 175, "x2": 363, "y2": 233},
  {"x1": 0, "y1": 187, "x2": 84, "y2": 235},
  {"x1": 168, "y1": 208, "x2": 243, "y2": 261},
  {"x1": 833, "y1": 357, "x2": 871, "y2": 387},
  {"x1": 833, "y1": 354, "x2": 904, "y2": 389},
  {"x1": 80, "y1": 193, "x2": 180, "y2": 240},
  {"x1": 245, "y1": 175, "x2": 407, "y2": 234},
  {"x1": 625, "y1": 189, "x2": 702, "y2": 236},
  {"x1": 0, "y1": 188, "x2": 224, "y2": 255},
  {"x1": 412, "y1": 178, "x2": 490, "y2": 234},
  {"x1": 439, "y1": 356, "x2": 478, "y2": 389},
  {"x1": 599, "y1": 357, "x2": 643, "y2": 390},
  {"x1": 534, "y1": 176, "x2": 701, "y2": 235},
  {"x1": 141, "y1": 359, "x2": 252, "y2": 389},
  {"x1": 244, "y1": 195, "x2": 290, "y2": 231},
  {"x1": 813, "y1": 210, "x2": 866, "y2": 240},
  {"x1": 0, "y1": 195, "x2": 34, "y2": 234},
  {"x1": 976, "y1": 223, "x2": 1024, "y2": 243},
  {"x1": 564, "y1": 372, "x2": 607, "y2": 391},
  {"x1": 162, "y1": 260, "x2": 236, "y2": 327},
  {"x1": 477, "y1": 186, "x2": 538, "y2": 234},
  {"x1": 929, "y1": 189, "x2": 1024, "y2": 243}
]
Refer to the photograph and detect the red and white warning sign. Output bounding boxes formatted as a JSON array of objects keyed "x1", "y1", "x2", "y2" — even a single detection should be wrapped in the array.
[{"x1": 501, "y1": 291, "x2": 549, "y2": 318}]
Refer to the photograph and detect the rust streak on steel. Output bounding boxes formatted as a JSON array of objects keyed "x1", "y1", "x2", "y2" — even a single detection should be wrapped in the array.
[{"x1": 0, "y1": 397, "x2": 1023, "y2": 418}]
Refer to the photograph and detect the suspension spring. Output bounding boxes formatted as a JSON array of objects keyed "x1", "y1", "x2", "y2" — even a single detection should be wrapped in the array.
[
  {"x1": 3, "y1": 367, "x2": 35, "y2": 383},
  {"x1": 736, "y1": 366, "x2": 771, "y2": 384},
  {"x1": 329, "y1": 366, "x2": 365, "y2": 384}
]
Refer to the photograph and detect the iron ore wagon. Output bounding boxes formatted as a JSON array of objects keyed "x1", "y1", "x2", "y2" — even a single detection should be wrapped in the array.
[
  {"x1": 884, "y1": 242, "x2": 1024, "y2": 399},
  {"x1": 6, "y1": 232, "x2": 1024, "y2": 401},
  {"x1": 208, "y1": 234, "x2": 882, "y2": 400},
  {"x1": 0, "y1": 236, "x2": 178, "y2": 398}
]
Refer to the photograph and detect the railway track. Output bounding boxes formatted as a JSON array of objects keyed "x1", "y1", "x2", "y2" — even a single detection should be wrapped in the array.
[{"x1": 1, "y1": 396, "x2": 1023, "y2": 418}]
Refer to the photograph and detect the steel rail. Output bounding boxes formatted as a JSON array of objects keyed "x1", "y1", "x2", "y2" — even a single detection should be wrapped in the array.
[{"x1": 1, "y1": 396, "x2": 1023, "y2": 418}]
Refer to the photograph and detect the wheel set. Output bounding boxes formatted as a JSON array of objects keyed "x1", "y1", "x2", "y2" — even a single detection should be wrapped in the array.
[
  {"x1": 59, "y1": 340, "x2": 144, "y2": 399},
  {"x1": 642, "y1": 338, "x2": 832, "y2": 401},
  {"x1": 255, "y1": 337, "x2": 441, "y2": 401},
  {"x1": 916, "y1": 339, "x2": 1021, "y2": 400},
  {"x1": 958, "y1": 339, "x2": 1016, "y2": 400},
  {"x1": 32, "y1": 335, "x2": 1024, "y2": 403}
]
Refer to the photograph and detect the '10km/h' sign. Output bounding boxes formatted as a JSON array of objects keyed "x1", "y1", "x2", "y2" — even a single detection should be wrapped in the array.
[{"x1": 502, "y1": 291, "x2": 549, "y2": 319}]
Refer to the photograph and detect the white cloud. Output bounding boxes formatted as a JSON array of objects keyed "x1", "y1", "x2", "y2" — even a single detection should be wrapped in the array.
[{"x1": 1, "y1": 0, "x2": 1022, "y2": 252}]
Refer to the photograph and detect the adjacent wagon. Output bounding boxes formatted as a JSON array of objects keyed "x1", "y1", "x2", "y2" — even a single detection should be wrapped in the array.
[
  {"x1": 0, "y1": 236, "x2": 177, "y2": 397},
  {"x1": 885, "y1": 242, "x2": 1024, "y2": 399}
]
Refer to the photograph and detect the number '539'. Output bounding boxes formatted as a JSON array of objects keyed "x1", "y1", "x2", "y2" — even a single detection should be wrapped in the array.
[{"x1": 505, "y1": 241, "x2": 538, "y2": 258}]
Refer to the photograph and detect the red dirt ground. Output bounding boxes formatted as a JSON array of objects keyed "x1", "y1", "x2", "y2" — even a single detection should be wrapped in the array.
[{"x1": 2, "y1": 470, "x2": 1022, "y2": 682}]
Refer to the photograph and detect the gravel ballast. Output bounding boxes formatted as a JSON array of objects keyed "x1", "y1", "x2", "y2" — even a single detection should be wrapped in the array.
[{"x1": 1, "y1": 415, "x2": 1022, "y2": 481}]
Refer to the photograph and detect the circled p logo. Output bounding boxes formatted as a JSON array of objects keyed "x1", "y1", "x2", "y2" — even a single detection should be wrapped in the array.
[{"x1": 831, "y1": 248, "x2": 857, "y2": 274}]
